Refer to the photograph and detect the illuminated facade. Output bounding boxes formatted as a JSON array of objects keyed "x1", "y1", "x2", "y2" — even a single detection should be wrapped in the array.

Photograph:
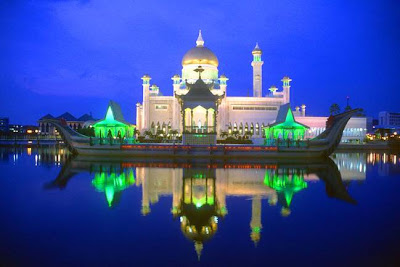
[
  {"x1": 135, "y1": 31, "x2": 367, "y2": 141},
  {"x1": 38, "y1": 112, "x2": 96, "y2": 135}
]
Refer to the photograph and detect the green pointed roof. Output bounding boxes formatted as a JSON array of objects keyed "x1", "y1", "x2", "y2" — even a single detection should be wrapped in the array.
[
  {"x1": 94, "y1": 100, "x2": 132, "y2": 127},
  {"x1": 267, "y1": 103, "x2": 309, "y2": 129}
]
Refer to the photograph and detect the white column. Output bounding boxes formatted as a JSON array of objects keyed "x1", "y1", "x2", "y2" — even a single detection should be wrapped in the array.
[
  {"x1": 141, "y1": 75, "x2": 151, "y2": 130},
  {"x1": 251, "y1": 43, "x2": 264, "y2": 97}
]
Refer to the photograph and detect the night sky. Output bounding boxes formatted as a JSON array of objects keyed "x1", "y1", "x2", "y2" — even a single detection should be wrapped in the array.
[{"x1": 1, "y1": 0, "x2": 399, "y2": 125}]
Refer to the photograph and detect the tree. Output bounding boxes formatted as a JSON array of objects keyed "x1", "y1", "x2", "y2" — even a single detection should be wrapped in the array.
[
  {"x1": 220, "y1": 131, "x2": 228, "y2": 139},
  {"x1": 76, "y1": 127, "x2": 95, "y2": 137},
  {"x1": 144, "y1": 130, "x2": 152, "y2": 139},
  {"x1": 355, "y1": 108, "x2": 366, "y2": 117},
  {"x1": 329, "y1": 103, "x2": 340, "y2": 115},
  {"x1": 244, "y1": 130, "x2": 253, "y2": 138},
  {"x1": 344, "y1": 105, "x2": 352, "y2": 112},
  {"x1": 231, "y1": 130, "x2": 240, "y2": 139},
  {"x1": 170, "y1": 129, "x2": 178, "y2": 139}
]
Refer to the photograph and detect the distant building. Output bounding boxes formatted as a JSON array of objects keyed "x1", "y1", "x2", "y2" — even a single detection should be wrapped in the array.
[
  {"x1": 38, "y1": 112, "x2": 97, "y2": 135},
  {"x1": 378, "y1": 111, "x2": 400, "y2": 129},
  {"x1": 23, "y1": 125, "x2": 39, "y2": 134},
  {"x1": 9, "y1": 124, "x2": 24, "y2": 134},
  {"x1": 0, "y1": 117, "x2": 9, "y2": 133},
  {"x1": 296, "y1": 116, "x2": 367, "y2": 143}
]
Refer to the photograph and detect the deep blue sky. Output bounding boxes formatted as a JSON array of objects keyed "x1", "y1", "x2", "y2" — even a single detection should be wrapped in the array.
[{"x1": 1, "y1": 0, "x2": 399, "y2": 124}]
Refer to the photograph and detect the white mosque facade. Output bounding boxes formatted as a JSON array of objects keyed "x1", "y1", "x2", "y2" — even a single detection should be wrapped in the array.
[{"x1": 136, "y1": 31, "x2": 366, "y2": 143}]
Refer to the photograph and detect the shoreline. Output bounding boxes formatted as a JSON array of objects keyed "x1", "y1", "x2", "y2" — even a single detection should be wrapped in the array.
[{"x1": 0, "y1": 141, "x2": 394, "y2": 152}]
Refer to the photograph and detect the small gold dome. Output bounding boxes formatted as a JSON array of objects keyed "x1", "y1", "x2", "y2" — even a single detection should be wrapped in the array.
[{"x1": 252, "y1": 42, "x2": 262, "y2": 55}]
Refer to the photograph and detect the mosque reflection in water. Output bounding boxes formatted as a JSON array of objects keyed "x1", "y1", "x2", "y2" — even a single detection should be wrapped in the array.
[
  {"x1": 32, "y1": 146, "x2": 386, "y2": 259},
  {"x1": 3, "y1": 147, "x2": 399, "y2": 259}
]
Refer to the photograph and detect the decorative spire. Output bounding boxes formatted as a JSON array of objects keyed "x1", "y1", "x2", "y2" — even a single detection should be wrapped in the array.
[
  {"x1": 196, "y1": 30, "x2": 204, "y2": 47},
  {"x1": 252, "y1": 42, "x2": 262, "y2": 55},
  {"x1": 194, "y1": 242, "x2": 203, "y2": 261}
]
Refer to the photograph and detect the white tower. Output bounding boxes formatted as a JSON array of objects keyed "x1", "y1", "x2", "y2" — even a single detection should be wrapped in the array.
[
  {"x1": 281, "y1": 76, "x2": 292, "y2": 104},
  {"x1": 141, "y1": 74, "x2": 151, "y2": 130},
  {"x1": 250, "y1": 196, "x2": 262, "y2": 246},
  {"x1": 172, "y1": 74, "x2": 181, "y2": 131},
  {"x1": 251, "y1": 43, "x2": 264, "y2": 97}
]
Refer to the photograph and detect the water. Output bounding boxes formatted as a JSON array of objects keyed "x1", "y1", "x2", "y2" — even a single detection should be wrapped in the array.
[{"x1": 1, "y1": 147, "x2": 400, "y2": 266}]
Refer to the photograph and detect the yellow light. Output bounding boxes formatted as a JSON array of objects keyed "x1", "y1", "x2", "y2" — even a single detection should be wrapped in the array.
[{"x1": 27, "y1": 130, "x2": 33, "y2": 134}]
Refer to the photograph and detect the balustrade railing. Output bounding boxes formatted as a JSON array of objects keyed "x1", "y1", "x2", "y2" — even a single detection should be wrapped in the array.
[
  {"x1": 264, "y1": 138, "x2": 309, "y2": 148},
  {"x1": 89, "y1": 137, "x2": 138, "y2": 146},
  {"x1": 184, "y1": 126, "x2": 216, "y2": 134}
]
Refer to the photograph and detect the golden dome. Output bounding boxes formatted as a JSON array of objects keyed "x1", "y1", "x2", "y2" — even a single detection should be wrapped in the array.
[{"x1": 182, "y1": 31, "x2": 219, "y2": 67}]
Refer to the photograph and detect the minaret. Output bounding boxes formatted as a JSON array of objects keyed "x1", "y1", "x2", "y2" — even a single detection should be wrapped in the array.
[
  {"x1": 136, "y1": 103, "x2": 142, "y2": 131},
  {"x1": 140, "y1": 168, "x2": 151, "y2": 216},
  {"x1": 172, "y1": 74, "x2": 181, "y2": 131},
  {"x1": 172, "y1": 74, "x2": 181, "y2": 93},
  {"x1": 251, "y1": 43, "x2": 264, "y2": 97},
  {"x1": 250, "y1": 196, "x2": 262, "y2": 246},
  {"x1": 218, "y1": 74, "x2": 228, "y2": 135},
  {"x1": 141, "y1": 74, "x2": 151, "y2": 130},
  {"x1": 281, "y1": 76, "x2": 292, "y2": 104},
  {"x1": 301, "y1": 104, "x2": 306, "y2": 117},
  {"x1": 219, "y1": 74, "x2": 228, "y2": 95},
  {"x1": 268, "y1": 85, "x2": 278, "y2": 95}
]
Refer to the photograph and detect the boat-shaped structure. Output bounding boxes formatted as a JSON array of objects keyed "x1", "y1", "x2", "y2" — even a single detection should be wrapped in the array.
[{"x1": 42, "y1": 109, "x2": 360, "y2": 158}]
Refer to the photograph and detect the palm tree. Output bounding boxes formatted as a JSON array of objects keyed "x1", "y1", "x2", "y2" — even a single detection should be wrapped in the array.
[
  {"x1": 344, "y1": 105, "x2": 352, "y2": 112},
  {"x1": 329, "y1": 103, "x2": 340, "y2": 115}
]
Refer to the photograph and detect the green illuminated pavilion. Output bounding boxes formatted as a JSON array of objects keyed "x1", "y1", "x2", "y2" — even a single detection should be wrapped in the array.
[
  {"x1": 263, "y1": 103, "x2": 309, "y2": 140},
  {"x1": 93, "y1": 100, "x2": 135, "y2": 139},
  {"x1": 264, "y1": 168, "x2": 307, "y2": 216},
  {"x1": 92, "y1": 168, "x2": 136, "y2": 207}
]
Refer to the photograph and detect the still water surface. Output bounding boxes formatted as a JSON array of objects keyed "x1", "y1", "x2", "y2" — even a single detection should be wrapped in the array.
[{"x1": 1, "y1": 147, "x2": 400, "y2": 266}]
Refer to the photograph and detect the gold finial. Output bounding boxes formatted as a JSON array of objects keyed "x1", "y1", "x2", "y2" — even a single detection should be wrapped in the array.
[{"x1": 196, "y1": 30, "x2": 204, "y2": 47}]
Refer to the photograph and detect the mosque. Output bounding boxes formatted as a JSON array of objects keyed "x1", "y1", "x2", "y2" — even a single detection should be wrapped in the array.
[{"x1": 135, "y1": 31, "x2": 366, "y2": 143}]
